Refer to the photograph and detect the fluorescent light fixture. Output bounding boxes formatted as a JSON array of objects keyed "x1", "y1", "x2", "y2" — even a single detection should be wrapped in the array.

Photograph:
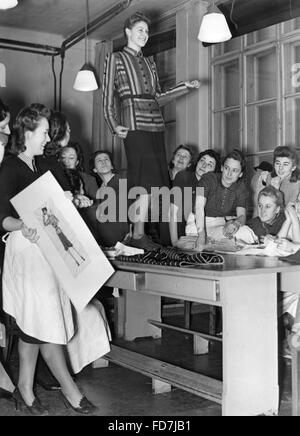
[
  {"x1": 0, "y1": 0, "x2": 18, "y2": 10},
  {"x1": 198, "y1": 1, "x2": 232, "y2": 43}
]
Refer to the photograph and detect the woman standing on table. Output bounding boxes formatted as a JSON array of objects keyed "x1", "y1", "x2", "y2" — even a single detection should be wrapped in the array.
[
  {"x1": 103, "y1": 12, "x2": 201, "y2": 251},
  {"x1": 0, "y1": 106, "x2": 97, "y2": 415}
]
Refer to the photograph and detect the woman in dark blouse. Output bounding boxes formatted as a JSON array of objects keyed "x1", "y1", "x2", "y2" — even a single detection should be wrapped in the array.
[
  {"x1": 91, "y1": 150, "x2": 129, "y2": 247},
  {"x1": 194, "y1": 149, "x2": 248, "y2": 251},
  {"x1": 170, "y1": 149, "x2": 221, "y2": 247},
  {"x1": 0, "y1": 106, "x2": 96, "y2": 415}
]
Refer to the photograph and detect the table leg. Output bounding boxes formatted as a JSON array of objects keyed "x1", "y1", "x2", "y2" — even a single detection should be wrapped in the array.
[
  {"x1": 292, "y1": 349, "x2": 300, "y2": 416},
  {"x1": 119, "y1": 290, "x2": 162, "y2": 341},
  {"x1": 221, "y1": 274, "x2": 279, "y2": 416}
]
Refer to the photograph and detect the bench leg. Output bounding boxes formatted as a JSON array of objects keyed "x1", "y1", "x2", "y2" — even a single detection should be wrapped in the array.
[
  {"x1": 152, "y1": 379, "x2": 172, "y2": 395},
  {"x1": 193, "y1": 335, "x2": 209, "y2": 355},
  {"x1": 92, "y1": 358, "x2": 109, "y2": 369},
  {"x1": 292, "y1": 349, "x2": 300, "y2": 416}
]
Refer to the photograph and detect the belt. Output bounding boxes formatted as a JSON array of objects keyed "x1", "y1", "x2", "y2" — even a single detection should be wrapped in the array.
[{"x1": 120, "y1": 94, "x2": 155, "y2": 101}]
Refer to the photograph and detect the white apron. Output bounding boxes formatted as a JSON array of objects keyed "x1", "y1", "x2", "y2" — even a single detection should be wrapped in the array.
[
  {"x1": 3, "y1": 231, "x2": 75, "y2": 344},
  {"x1": 2, "y1": 231, "x2": 111, "y2": 373},
  {"x1": 67, "y1": 300, "x2": 111, "y2": 374}
]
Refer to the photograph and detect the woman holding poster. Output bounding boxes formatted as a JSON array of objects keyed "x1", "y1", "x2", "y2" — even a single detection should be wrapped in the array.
[
  {"x1": 0, "y1": 106, "x2": 103, "y2": 415},
  {"x1": 0, "y1": 98, "x2": 15, "y2": 402}
]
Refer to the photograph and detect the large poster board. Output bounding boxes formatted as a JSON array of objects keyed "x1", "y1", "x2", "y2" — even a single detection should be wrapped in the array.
[{"x1": 11, "y1": 171, "x2": 114, "y2": 312}]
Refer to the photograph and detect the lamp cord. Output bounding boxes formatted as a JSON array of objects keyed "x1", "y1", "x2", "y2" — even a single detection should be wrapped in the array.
[
  {"x1": 85, "y1": 0, "x2": 89, "y2": 64},
  {"x1": 230, "y1": 0, "x2": 238, "y2": 30},
  {"x1": 290, "y1": 0, "x2": 294, "y2": 19}
]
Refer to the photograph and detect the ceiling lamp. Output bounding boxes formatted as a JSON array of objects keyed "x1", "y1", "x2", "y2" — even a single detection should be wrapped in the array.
[
  {"x1": 0, "y1": 0, "x2": 18, "y2": 9},
  {"x1": 198, "y1": 0, "x2": 232, "y2": 43},
  {"x1": 73, "y1": 0, "x2": 98, "y2": 92}
]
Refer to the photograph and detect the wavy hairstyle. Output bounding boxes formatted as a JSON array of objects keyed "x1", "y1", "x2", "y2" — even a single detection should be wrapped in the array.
[
  {"x1": 44, "y1": 111, "x2": 69, "y2": 157},
  {"x1": 0, "y1": 98, "x2": 9, "y2": 122},
  {"x1": 59, "y1": 142, "x2": 85, "y2": 172},
  {"x1": 258, "y1": 185, "x2": 284, "y2": 209},
  {"x1": 196, "y1": 149, "x2": 221, "y2": 173},
  {"x1": 222, "y1": 149, "x2": 247, "y2": 180},
  {"x1": 271, "y1": 146, "x2": 300, "y2": 183},
  {"x1": 169, "y1": 145, "x2": 194, "y2": 170},
  {"x1": 10, "y1": 106, "x2": 47, "y2": 156},
  {"x1": 123, "y1": 12, "x2": 151, "y2": 39}
]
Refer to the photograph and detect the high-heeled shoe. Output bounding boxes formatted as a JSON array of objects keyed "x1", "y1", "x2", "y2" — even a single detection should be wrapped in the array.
[
  {"x1": 60, "y1": 392, "x2": 97, "y2": 415},
  {"x1": 13, "y1": 388, "x2": 49, "y2": 416}
]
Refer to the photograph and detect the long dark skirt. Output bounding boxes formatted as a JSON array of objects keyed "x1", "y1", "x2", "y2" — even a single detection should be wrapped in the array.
[{"x1": 124, "y1": 131, "x2": 170, "y2": 193}]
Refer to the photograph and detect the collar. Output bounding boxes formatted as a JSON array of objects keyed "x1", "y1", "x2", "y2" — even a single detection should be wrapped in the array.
[
  {"x1": 18, "y1": 153, "x2": 37, "y2": 172},
  {"x1": 124, "y1": 46, "x2": 143, "y2": 58},
  {"x1": 217, "y1": 172, "x2": 241, "y2": 191}
]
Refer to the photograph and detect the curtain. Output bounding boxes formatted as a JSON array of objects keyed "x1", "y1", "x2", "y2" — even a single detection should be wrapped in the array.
[
  {"x1": 92, "y1": 41, "x2": 113, "y2": 153},
  {"x1": 92, "y1": 41, "x2": 127, "y2": 174}
]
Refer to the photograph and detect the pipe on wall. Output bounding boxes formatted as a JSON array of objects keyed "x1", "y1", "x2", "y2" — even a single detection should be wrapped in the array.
[{"x1": 0, "y1": 0, "x2": 135, "y2": 109}]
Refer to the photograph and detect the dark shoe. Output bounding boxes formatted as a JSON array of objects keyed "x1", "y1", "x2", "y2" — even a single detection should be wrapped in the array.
[
  {"x1": 61, "y1": 392, "x2": 97, "y2": 415},
  {"x1": 129, "y1": 235, "x2": 160, "y2": 252},
  {"x1": 13, "y1": 388, "x2": 49, "y2": 416},
  {"x1": 0, "y1": 387, "x2": 14, "y2": 401}
]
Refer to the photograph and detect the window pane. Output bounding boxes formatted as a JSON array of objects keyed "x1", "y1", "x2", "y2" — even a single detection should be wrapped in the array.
[
  {"x1": 257, "y1": 51, "x2": 277, "y2": 100},
  {"x1": 246, "y1": 25, "x2": 277, "y2": 45},
  {"x1": 214, "y1": 59, "x2": 240, "y2": 109},
  {"x1": 223, "y1": 37, "x2": 240, "y2": 53},
  {"x1": 285, "y1": 97, "x2": 300, "y2": 146},
  {"x1": 294, "y1": 98, "x2": 300, "y2": 146},
  {"x1": 258, "y1": 103, "x2": 277, "y2": 152},
  {"x1": 247, "y1": 48, "x2": 277, "y2": 102},
  {"x1": 283, "y1": 17, "x2": 300, "y2": 33},
  {"x1": 154, "y1": 48, "x2": 176, "y2": 84},
  {"x1": 284, "y1": 44, "x2": 300, "y2": 94},
  {"x1": 212, "y1": 44, "x2": 222, "y2": 58},
  {"x1": 224, "y1": 111, "x2": 240, "y2": 152}
]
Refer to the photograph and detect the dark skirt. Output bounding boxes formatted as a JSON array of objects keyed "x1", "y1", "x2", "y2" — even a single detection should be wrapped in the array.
[
  {"x1": 4, "y1": 315, "x2": 46, "y2": 345},
  {"x1": 124, "y1": 131, "x2": 170, "y2": 193}
]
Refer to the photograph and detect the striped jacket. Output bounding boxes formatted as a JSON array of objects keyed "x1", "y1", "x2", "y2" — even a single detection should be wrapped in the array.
[{"x1": 103, "y1": 47, "x2": 189, "y2": 134}]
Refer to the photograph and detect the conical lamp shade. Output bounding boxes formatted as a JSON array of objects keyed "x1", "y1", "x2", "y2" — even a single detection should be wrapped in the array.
[
  {"x1": 0, "y1": 0, "x2": 18, "y2": 10},
  {"x1": 73, "y1": 64, "x2": 98, "y2": 92},
  {"x1": 198, "y1": 6, "x2": 232, "y2": 43}
]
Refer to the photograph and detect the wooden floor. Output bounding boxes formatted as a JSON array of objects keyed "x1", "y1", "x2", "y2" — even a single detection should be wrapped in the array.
[{"x1": 0, "y1": 304, "x2": 295, "y2": 416}]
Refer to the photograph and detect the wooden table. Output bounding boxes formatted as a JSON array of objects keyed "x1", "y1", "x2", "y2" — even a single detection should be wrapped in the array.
[{"x1": 105, "y1": 254, "x2": 300, "y2": 416}]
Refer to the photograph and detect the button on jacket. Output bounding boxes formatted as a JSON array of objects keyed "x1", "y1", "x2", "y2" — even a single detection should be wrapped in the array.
[{"x1": 103, "y1": 47, "x2": 189, "y2": 134}]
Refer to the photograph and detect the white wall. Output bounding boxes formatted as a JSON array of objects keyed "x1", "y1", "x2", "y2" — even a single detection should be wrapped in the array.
[
  {"x1": 0, "y1": 27, "x2": 97, "y2": 162},
  {"x1": 176, "y1": 0, "x2": 209, "y2": 151},
  {"x1": 0, "y1": 0, "x2": 210, "y2": 160}
]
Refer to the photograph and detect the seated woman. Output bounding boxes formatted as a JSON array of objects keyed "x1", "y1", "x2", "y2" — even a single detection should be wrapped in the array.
[
  {"x1": 170, "y1": 149, "x2": 221, "y2": 248},
  {"x1": 254, "y1": 146, "x2": 300, "y2": 215},
  {"x1": 59, "y1": 142, "x2": 98, "y2": 201},
  {"x1": 242, "y1": 186, "x2": 286, "y2": 242},
  {"x1": 91, "y1": 150, "x2": 129, "y2": 248},
  {"x1": 192, "y1": 149, "x2": 248, "y2": 251},
  {"x1": 168, "y1": 145, "x2": 194, "y2": 182}
]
